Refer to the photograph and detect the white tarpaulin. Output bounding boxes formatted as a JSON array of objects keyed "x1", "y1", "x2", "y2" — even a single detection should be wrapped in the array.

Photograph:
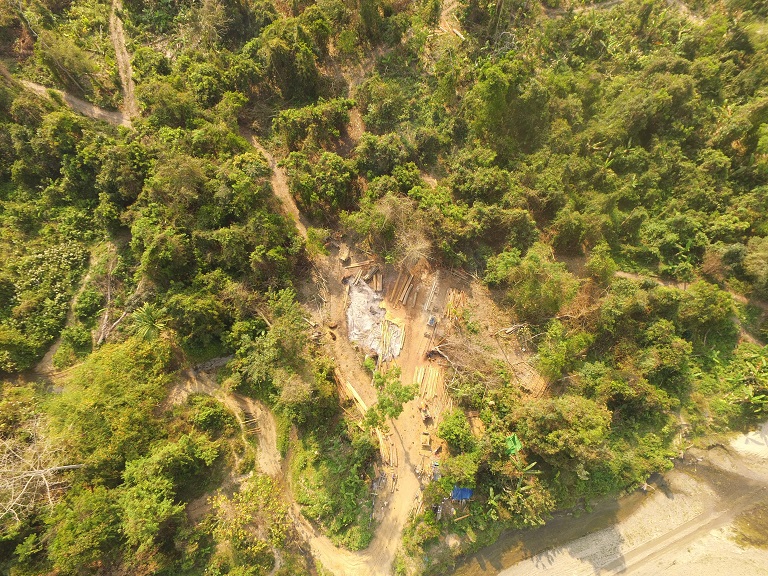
[
  {"x1": 346, "y1": 280, "x2": 404, "y2": 360},
  {"x1": 347, "y1": 280, "x2": 385, "y2": 352}
]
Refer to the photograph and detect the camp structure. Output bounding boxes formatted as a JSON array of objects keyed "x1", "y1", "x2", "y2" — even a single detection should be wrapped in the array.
[{"x1": 451, "y1": 486, "x2": 474, "y2": 503}]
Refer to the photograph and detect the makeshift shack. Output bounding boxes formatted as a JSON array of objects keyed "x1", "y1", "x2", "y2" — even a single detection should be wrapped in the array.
[{"x1": 451, "y1": 486, "x2": 474, "y2": 503}]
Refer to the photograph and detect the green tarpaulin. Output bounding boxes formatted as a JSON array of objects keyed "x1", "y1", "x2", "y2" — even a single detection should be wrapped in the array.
[{"x1": 506, "y1": 434, "x2": 522, "y2": 456}]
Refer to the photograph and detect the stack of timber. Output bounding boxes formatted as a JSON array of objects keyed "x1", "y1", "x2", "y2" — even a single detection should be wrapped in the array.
[
  {"x1": 414, "y1": 365, "x2": 452, "y2": 418},
  {"x1": 378, "y1": 319, "x2": 405, "y2": 363},
  {"x1": 423, "y1": 274, "x2": 439, "y2": 312},
  {"x1": 414, "y1": 365, "x2": 442, "y2": 399},
  {"x1": 372, "y1": 272, "x2": 383, "y2": 292},
  {"x1": 390, "y1": 271, "x2": 415, "y2": 307},
  {"x1": 450, "y1": 267, "x2": 473, "y2": 282},
  {"x1": 343, "y1": 258, "x2": 382, "y2": 292},
  {"x1": 365, "y1": 264, "x2": 382, "y2": 292},
  {"x1": 444, "y1": 289, "x2": 468, "y2": 321}
]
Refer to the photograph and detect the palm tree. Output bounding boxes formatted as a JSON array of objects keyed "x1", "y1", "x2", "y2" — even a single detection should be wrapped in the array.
[{"x1": 131, "y1": 303, "x2": 166, "y2": 341}]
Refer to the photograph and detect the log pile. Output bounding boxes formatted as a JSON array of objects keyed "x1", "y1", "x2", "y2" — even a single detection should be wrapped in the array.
[
  {"x1": 423, "y1": 274, "x2": 439, "y2": 312},
  {"x1": 343, "y1": 259, "x2": 382, "y2": 292},
  {"x1": 390, "y1": 270, "x2": 415, "y2": 307},
  {"x1": 414, "y1": 365, "x2": 442, "y2": 399},
  {"x1": 444, "y1": 289, "x2": 467, "y2": 321}
]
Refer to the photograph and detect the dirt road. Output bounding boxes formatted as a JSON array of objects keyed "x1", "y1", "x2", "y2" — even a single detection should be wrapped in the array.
[
  {"x1": 298, "y1": 259, "x2": 428, "y2": 575},
  {"x1": 169, "y1": 352, "x2": 420, "y2": 576},
  {"x1": 109, "y1": 0, "x2": 139, "y2": 119},
  {"x1": 544, "y1": 0, "x2": 704, "y2": 23},
  {"x1": 234, "y1": 126, "x2": 422, "y2": 575}
]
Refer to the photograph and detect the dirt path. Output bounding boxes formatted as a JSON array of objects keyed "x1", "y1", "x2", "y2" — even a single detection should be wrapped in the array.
[
  {"x1": 168, "y1": 354, "x2": 415, "y2": 576},
  {"x1": 558, "y1": 254, "x2": 768, "y2": 324},
  {"x1": 439, "y1": 0, "x2": 466, "y2": 39},
  {"x1": 167, "y1": 364, "x2": 281, "y2": 477},
  {"x1": 20, "y1": 80, "x2": 130, "y2": 126},
  {"x1": 109, "y1": 0, "x2": 139, "y2": 120},
  {"x1": 614, "y1": 270, "x2": 768, "y2": 313},
  {"x1": 543, "y1": 0, "x2": 625, "y2": 17},
  {"x1": 544, "y1": 0, "x2": 703, "y2": 22},
  {"x1": 34, "y1": 254, "x2": 96, "y2": 375},
  {"x1": 298, "y1": 259, "x2": 426, "y2": 575},
  {"x1": 242, "y1": 130, "x2": 309, "y2": 240}
]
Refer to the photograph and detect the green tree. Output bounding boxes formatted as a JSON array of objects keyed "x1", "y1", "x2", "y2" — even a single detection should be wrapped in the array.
[
  {"x1": 47, "y1": 487, "x2": 122, "y2": 575},
  {"x1": 437, "y1": 409, "x2": 475, "y2": 453},
  {"x1": 507, "y1": 243, "x2": 579, "y2": 324},
  {"x1": 677, "y1": 281, "x2": 733, "y2": 338},
  {"x1": 586, "y1": 242, "x2": 618, "y2": 285},
  {"x1": 513, "y1": 395, "x2": 611, "y2": 472},
  {"x1": 442, "y1": 452, "x2": 480, "y2": 487}
]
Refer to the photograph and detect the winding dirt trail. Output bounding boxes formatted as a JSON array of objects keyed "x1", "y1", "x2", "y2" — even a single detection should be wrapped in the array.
[
  {"x1": 9, "y1": 0, "x2": 137, "y2": 127},
  {"x1": 169, "y1": 355, "x2": 416, "y2": 576},
  {"x1": 544, "y1": 0, "x2": 704, "y2": 23},
  {"x1": 109, "y1": 0, "x2": 139, "y2": 120},
  {"x1": 34, "y1": 254, "x2": 96, "y2": 375},
  {"x1": 242, "y1": 130, "x2": 309, "y2": 240},
  {"x1": 167, "y1": 365, "x2": 281, "y2": 478},
  {"x1": 614, "y1": 270, "x2": 768, "y2": 313},
  {"x1": 20, "y1": 80, "x2": 130, "y2": 126},
  {"x1": 236, "y1": 127, "x2": 427, "y2": 573}
]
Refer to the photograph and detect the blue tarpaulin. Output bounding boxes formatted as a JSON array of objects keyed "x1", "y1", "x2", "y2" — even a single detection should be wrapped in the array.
[{"x1": 451, "y1": 486, "x2": 474, "y2": 501}]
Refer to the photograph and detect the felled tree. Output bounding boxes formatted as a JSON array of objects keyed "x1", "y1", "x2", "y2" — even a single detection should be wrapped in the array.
[{"x1": 0, "y1": 416, "x2": 82, "y2": 528}]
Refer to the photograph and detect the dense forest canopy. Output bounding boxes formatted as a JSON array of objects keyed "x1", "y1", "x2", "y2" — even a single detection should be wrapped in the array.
[{"x1": 1, "y1": 0, "x2": 768, "y2": 574}]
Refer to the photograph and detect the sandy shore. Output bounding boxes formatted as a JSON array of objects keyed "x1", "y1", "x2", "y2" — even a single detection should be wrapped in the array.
[{"x1": 483, "y1": 421, "x2": 768, "y2": 576}]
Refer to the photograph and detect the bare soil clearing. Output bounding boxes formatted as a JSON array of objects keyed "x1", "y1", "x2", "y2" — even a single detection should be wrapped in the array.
[{"x1": 303, "y1": 249, "x2": 550, "y2": 574}]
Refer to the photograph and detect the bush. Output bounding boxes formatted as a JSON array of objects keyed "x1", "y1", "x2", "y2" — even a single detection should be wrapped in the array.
[
  {"x1": 274, "y1": 98, "x2": 355, "y2": 151},
  {"x1": 437, "y1": 409, "x2": 475, "y2": 453},
  {"x1": 74, "y1": 287, "x2": 104, "y2": 325},
  {"x1": 189, "y1": 395, "x2": 237, "y2": 436}
]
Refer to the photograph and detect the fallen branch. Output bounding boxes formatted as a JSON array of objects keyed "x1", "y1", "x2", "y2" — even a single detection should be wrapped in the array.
[{"x1": 97, "y1": 278, "x2": 146, "y2": 345}]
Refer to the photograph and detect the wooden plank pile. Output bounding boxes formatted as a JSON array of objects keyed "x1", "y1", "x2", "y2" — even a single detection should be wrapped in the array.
[
  {"x1": 343, "y1": 259, "x2": 382, "y2": 292},
  {"x1": 423, "y1": 274, "x2": 439, "y2": 312},
  {"x1": 363, "y1": 265, "x2": 383, "y2": 292},
  {"x1": 376, "y1": 429, "x2": 390, "y2": 465},
  {"x1": 390, "y1": 270, "x2": 415, "y2": 307},
  {"x1": 378, "y1": 319, "x2": 404, "y2": 363},
  {"x1": 344, "y1": 259, "x2": 373, "y2": 270},
  {"x1": 415, "y1": 365, "x2": 442, "y2": 399},
  {"x1": 242, "y1": 412, "x2": 260, "y2": 432},
  {"x1": 444, "y1": 289, "x2": 467, "y2": 321}
]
